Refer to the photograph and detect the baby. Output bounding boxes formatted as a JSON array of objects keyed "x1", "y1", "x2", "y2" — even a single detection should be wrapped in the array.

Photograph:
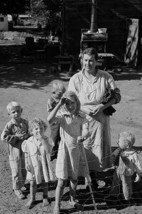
[
  {"x1": 106, "y1": 131, "x2": 142, "y2": 205},
  {"x1": 22, "y1": 118, "x2": 54, "y2": 208}
]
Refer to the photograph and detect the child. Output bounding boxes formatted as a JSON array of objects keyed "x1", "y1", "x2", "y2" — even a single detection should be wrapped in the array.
[
  {"x1": 22, "y1": 118, "x2": 54, "y2": 209},
  {"x1": 47, "y1": 91, "x2": 88, "y2": 214},
  {"x1": 1, "y1": 101, "x2": 29, "y2": 199},
  {"x1": 106, "y1": 131, "x2": 142, "y2": 205},
  {"x1": 47, "y1": 80, "x2": 66, "y2": 161}
]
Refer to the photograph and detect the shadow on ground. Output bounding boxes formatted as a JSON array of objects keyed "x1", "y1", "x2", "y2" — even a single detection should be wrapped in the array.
[
  {"x1": 0, "y1": 45, "x2": 142, "y2": 90},
  {"x1": 0, "y1": 47, "x2": 70, "y2": 89}
]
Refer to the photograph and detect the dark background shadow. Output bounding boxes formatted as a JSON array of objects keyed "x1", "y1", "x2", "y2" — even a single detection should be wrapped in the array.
[{"x1": 0, "y1": 44, "x2": 142, "y2": 90}]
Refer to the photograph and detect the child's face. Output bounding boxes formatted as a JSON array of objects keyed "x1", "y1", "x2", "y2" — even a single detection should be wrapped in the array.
[
  {"x1": 118, "y1": 138, "x2": 130, "y2": 150},
  {"x1": 65, "y1": 97, "x2": 77, "y2": 114},
  {"x1": 32, "y1": 124, "x2": 44, "y2": 139},
  {"x1": 53, "y1": 90, "x2": 64, "y2": 100},
  {"x1": 9, "y1": 106, "x2": 22, "y2": 121}
]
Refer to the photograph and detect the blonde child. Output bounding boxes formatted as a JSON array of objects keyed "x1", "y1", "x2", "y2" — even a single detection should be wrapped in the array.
[
  {"x1": 47, "y1": 80, "x2": 66, "y2": 161},
  {"x1": 1, "y1": 101, "x2": 29, "y2": 199},
  {"x1": 106, "y1": 131, "x2": 142, "y2": 205},
  {"x1": 47, "y1": 91, "x2": 88, "y2": 214},
  {"x1": 22, "y1": 118, "x2": 53, "y2": 209}
]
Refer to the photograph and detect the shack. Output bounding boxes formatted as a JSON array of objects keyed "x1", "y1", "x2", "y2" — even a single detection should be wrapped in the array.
[
  {"x1": 63, "y1": 0, "x2": 142, "y2": 66},
  {"x1": 0, "y1": 14, "x2": 8, "y2": 31}
]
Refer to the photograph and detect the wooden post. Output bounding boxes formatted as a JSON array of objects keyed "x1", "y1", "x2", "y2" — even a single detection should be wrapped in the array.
[
  {"x1": 90, "y1": 0, "x2": 98, "y2": 32},
  {"x1": 61, "y1": 0, "x2": 65, "y2": 55}
]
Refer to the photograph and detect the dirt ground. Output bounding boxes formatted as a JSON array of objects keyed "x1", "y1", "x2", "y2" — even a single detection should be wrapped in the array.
[{"x1": 0, "y1": 50, "x2": 142, "y2": 214}]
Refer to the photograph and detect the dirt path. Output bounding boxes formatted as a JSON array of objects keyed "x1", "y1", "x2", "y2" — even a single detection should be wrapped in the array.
[{"x1": 0, "y1": 59, "x2": 142, "y2": 213}]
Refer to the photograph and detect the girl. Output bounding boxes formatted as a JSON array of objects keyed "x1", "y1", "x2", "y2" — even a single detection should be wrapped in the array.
[
  {"x1": 47, "y1": 91, "x2": 88, "y2": 214},
  {"x1": 22, "y1": 118, "x2": 54, "y2": 209}
]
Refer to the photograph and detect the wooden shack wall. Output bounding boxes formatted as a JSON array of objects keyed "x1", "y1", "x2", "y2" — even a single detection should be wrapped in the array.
[{"x1": 64, "y1": 0, "x2": 142, "y2": 60}]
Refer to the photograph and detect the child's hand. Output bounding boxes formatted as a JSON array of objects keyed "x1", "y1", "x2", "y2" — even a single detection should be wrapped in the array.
[
  {"x1": 15, "y1": 132, "x2": 29, "y2": 140},
  {"x1": 59, "y1": 96, "x2": 67, "y2": 106},
  {"x1": 77, "y1": 136, "x2": 83, "y2": 146},
  {"x1": 25, "y1": 161, "x2": 31, "y2": 172},
  {"x1": 134, "y1": 174, "x2": 141, "y2": 182}
]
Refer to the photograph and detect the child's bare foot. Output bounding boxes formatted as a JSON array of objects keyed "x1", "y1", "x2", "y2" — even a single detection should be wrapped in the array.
[
  {"x1": 43, "y1": 198, "x2": 51, "y2": 207},
  {"x1": 25, "y1": 199, "x2": 35, "y2": 209}
]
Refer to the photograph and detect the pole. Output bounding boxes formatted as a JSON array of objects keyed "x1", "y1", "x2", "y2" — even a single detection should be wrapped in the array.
[
  {"x1": 90, "y1": 0, "x2": 97, "y2": 32},
  {"x1": 78, "y1": 137, "x2": 97, "y2": 212},
  {"x1": 61, "y1": 0, "x2": 65, "y2": 55}
]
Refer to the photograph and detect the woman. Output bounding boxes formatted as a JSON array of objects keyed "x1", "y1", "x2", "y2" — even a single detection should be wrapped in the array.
[{"x1": 68, "y1": 47, "x2": 121, "y2": 173}]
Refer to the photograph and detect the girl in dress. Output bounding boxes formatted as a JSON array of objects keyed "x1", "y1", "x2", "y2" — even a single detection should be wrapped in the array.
[
  {"x1": 47, "y1": 91, "x2": 88, "y2": 214},
  {"x1": 22, "y1": 118, "x2": 53, "y2": 208}
]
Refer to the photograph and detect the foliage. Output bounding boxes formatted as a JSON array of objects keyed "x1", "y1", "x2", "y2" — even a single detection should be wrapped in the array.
[
  {"x1": 31, "y1": 0, "x2": 63, "y2": 34},
  {"x1": 0, "y1": 0, "x2": 30, "y2": 14}
]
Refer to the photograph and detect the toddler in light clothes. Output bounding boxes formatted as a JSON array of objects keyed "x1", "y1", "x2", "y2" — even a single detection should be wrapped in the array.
[
  {"x1": 22, "y1": 118, "x2": 53, "y2": 208},
  {"x1": 1, "y1": 101, "x2": 29, "y2": 199},
  {"x1": 106, "y1": 131, "x2": 142, "y2": 205}
]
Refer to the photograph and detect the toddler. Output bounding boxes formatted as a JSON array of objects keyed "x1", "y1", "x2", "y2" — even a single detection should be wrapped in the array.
[
  {"x1": 1, "y1": 101, "x2": 29, "y2": 199},
  {"x1": 47, "y1": 91, "x2": 88, "y2": 214},
  {"x1": 47, "y1": 80, "x2": 66, "y2": 161},
  {"x1": 22, "y1": 118, "x2": 54, "y2": 208},
  {"x1": 106, "y1": 131, "x2": 142, "y2": 204}
]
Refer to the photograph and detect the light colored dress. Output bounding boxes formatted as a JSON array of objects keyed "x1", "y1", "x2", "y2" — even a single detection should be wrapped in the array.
[
  {"x1": 68, "y1": 69, "x2": 120, "y2": 171},
  {"x1": 54, "y1": 111, "x2": 87, "y2": 180},
  {"x1": 22, "y1": 136, "x2": 54, "y2": 184}
]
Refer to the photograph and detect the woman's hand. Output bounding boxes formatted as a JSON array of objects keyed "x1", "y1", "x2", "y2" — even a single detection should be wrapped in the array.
[{"x1": 89, "y1": 104, "x2": 104, "y2": 117}]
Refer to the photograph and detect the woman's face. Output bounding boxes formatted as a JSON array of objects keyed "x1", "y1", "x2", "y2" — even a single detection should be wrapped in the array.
[{"x1": 82, "y1": 54, "x2": 98, "y2": 74}]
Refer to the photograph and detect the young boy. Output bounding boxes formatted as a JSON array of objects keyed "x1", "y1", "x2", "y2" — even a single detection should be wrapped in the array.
[
  {"x1": 106, "y1": 131, "x2": 142, "y2": 205},
  {"x1": 1, "y1": 101, "x2": 29, "y2": 199},
  {"x1": 47, "y1": 80, "x2": 66, "y2": 161}
]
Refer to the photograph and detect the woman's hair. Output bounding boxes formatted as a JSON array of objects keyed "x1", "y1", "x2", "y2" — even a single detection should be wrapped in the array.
[
  {"x1": 119, "y1": 131, "x2": 135, "y2": 148},
  {"x1": 64, "y1": 91, "x2": 80, "y2": 114},
  {"x1": 7, "y1": 101, "x2": 22, "y2": 114},
  {"x1": 29, "y1": 118, "x2": 47, "y2": 135},
  {"x1": 52, "y1": 80, "x2": 66, "y2": 93},
  {"x1": 82, "y1": 47, "x2": 98, "y2": 60}
]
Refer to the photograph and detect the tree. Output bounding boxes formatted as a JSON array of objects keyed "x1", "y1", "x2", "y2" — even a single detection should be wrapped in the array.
[
  {"x1": 31, "y1": 0, "x2": 63, "y2": 34},
  {"x1": 0, "y1": 0, "x2": 30, "y2": 14}
]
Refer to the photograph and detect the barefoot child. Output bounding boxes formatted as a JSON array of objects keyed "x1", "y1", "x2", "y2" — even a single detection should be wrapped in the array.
[
  {"x1": 47, "y1": 91, "x2": 88, "y2": 214},
  {"x1": 1, "y1": 101, "x2": 29, "y2": 199},
  {"x1": 22, "y1": 118, "x2": 53, "y2": 208},
  {"x1": 106, "y1": 131, "x2": 142, "y2": 204},
  {"x1": 47, "y1": 80, "x2": 66, "y2": 161}
]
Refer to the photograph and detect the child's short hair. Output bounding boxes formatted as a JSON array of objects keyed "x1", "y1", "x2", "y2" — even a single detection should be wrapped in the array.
[
  {"x1": 119, "y1": 131, "x2": 135, "y2": 148},
  {"x1": 29, "y1": 118, "x2": 47, "y2": 135},
  {"x1": 64, "y1": 91, "x2": 80, "y2": 114},
  {"x1": 7, "y1": 101, "x2": 22, "y2": 114},
  {"x1": 52, "y1": 80, "x2": 66, "y2": 94}
]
